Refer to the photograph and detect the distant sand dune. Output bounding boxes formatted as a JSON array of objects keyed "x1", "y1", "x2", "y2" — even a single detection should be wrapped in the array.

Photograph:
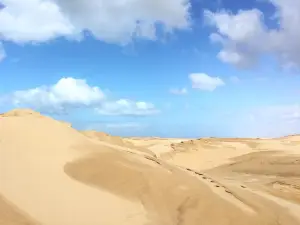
[
  {"x1": 214, "y1": 151, "x2": 300, "y2": 177},
  {"x1": 82, "y1": 130, "x2": 156, "y2": 157}
]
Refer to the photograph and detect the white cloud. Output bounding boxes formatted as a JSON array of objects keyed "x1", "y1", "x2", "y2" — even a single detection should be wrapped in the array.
[
  {"x1": 96, "y1": 99, "x2": 159, "y2": 116},
  {"x1": 3, "y1": 77, "x2": 159, "y2": 116},
  {"x1": 189, "y1": 73, "x2": 225, "y2": 91},
  {"x1": 0, "y1": 0, "x2": 76, "y2": 43},
  {"x1": 10, "y1": 77, "x2": 105, "y2": 113},
  {"x1": 54, "y1": 0, "x2": 190, "y2": 43},
  {"x1": 205, "y1": 9, "x2": 266, "y2": 68},
  {"x1": 205, "y1": 0, "x2": 300, "y2": 68},
  {"x1": 0, "y1": 0, "x2": 190, "y2": 45},
  {"x1": 0, "y1": 43, "x2": 6, "y2": 61},
  {"x1": 169, "y1": 87, "x2": 187, "y2": 95}
]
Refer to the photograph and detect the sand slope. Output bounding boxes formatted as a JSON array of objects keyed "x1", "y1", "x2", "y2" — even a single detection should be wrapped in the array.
[
  {"x1": 0, "y1": 110, "x2": 147, "y2": 225},
  {"x1": 1, "y1": 109, "x2": 300, "y2": 225},
  {"x1": 160, "y1": 137, "x2": 300, "y2": 170},
  {"x1": 81, "y1": 130, "x2": 156, "y2": 157},
  {"x1": 0, "y1": 194, "x2": 39, "y2": 225}
]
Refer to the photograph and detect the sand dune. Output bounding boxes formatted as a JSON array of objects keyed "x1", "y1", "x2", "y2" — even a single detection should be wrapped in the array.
[
  {"x1": 0, "y1": 110, "x2": 147, "y2": 225},
  {"x1": 208, "y1": 151, "x2": 300, "y2": 205},
  {"x1": 159, "y1": 137, "x2": 300, "y2": 170},
  {"x1": 81, "y1": 130, "x2": 156, "y2": 157},
  {"x1": 1, "y1": 109, "x2": 300, "y2": 225},
  {"x1": 125, "y1": 137, "x2": 188, "y2": 157}
]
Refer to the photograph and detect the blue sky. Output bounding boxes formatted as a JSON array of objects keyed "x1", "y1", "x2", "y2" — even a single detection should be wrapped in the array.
[{"x1": 1, "y1": 0, "x2": 300, "y2": 138}]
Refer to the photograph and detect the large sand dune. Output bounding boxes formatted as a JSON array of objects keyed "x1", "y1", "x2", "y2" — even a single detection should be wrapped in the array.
[{"x1": 1, "y1": 109, "x2": 300, "y2": 225}]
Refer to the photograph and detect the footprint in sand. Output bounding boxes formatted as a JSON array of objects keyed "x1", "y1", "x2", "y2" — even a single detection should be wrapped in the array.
[
  {"x1": 184, "y1": 167, "x2": 255, "y2": 214},
  {"x1": 225, "y1": 190, "x2": 232, "y2": 194},
  {"x1": 195, "y1": 172, "x2": 203, "y2": 176}
]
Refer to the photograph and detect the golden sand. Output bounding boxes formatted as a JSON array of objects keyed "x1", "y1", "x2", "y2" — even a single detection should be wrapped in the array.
[{"x1": 1, "y1": 109, "x2": 300, "y2": 225}]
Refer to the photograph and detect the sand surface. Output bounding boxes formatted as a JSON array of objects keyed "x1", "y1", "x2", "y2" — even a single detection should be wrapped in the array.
[{"x1": 1, "y1": 109, "x2": 300, "y2": 225}]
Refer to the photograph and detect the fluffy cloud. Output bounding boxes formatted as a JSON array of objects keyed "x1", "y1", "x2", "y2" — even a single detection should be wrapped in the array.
[
  {"x1": 0, "y1": 0, "x2": 190, "y2": 45},
  {"x1": 205, "y1": 0, "x2": 300, "y2": 68},
  {"x1": 0, "y1": 0, "x2": 76, "y2": 43},
  {"x1": 189, "y1": 73, "x2": 225, "y2": 91},
  {"x1": 11, "y1": 77, "x2": 105, "y2": 113},
  {"x1": 53, "y1": 0, "x2": 190, "y2": 43},
  {"x1": 4, "y1": 77, "x2": 159, "y2": 116},
  {"x1": 96, "y1": 99, "x2": 159, "y2": 116},
  {"x1": 169, "y1": 87, "x2": 188, "y2": 95}
]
